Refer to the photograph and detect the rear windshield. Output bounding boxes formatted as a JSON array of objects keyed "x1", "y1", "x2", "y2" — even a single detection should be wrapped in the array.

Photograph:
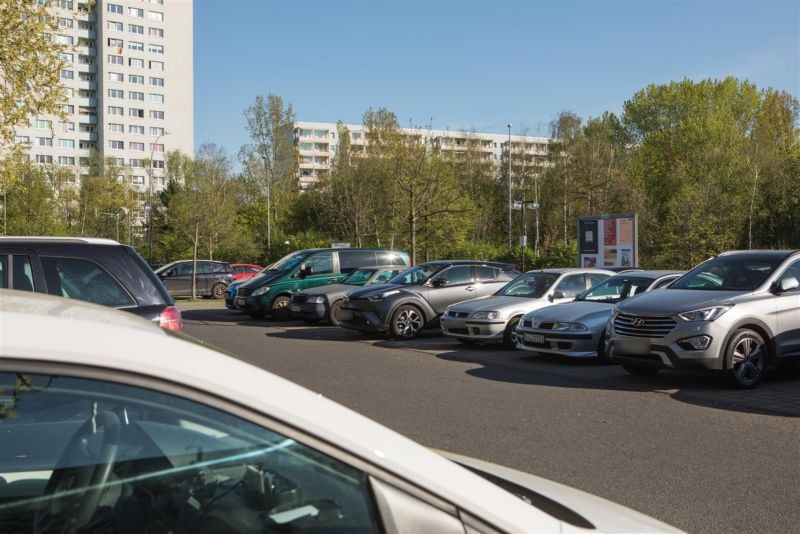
[
  {"x1": 576, "y1": 276, "x2": 652, "y2": 303},
  {"x1": 495, "y1": 273, "x2": 559, "y2": 298},
  {"x1": 670, "y1": 256, "x2": 783, "y2": 291}
]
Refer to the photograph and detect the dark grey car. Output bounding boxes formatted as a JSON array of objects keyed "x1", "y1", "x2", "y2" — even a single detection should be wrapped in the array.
[
  {"x1": 289, "y1": 265, "x2": 406, "y2": 325},
  {"x1": 155, "y1": 260, "x2": 235, "y2": 299},
  {"x1": 338, "y1": 260, "x2": 519, "y2": 339}
]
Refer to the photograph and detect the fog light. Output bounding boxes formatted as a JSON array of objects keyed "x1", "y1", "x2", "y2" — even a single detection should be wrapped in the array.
[{"x1": 678, "y1": 335, "x2": 712, "y2": 351}]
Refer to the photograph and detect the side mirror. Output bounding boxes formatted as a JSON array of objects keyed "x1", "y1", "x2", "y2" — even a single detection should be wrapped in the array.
[
  {"x1": 777, "y1": 276, "x2": 799, "y2": 293},
  {"x1": 432, "y1": 278, "x2": 448, "y2": 288}
]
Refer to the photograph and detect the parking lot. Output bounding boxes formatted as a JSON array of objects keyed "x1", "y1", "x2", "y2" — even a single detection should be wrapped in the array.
[{"x1": 181, "y1": 300, "x2": 800, "y2": 534}]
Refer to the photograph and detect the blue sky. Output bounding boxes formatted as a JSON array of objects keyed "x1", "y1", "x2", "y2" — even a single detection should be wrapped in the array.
[{"x1": 194, "y1": 0, "x2": 799, "y2": 156}]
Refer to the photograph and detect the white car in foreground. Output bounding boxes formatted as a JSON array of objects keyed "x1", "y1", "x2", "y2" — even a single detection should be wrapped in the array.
[{"x1": 0, "y1": 290, "x2": 679, "y2": 533}]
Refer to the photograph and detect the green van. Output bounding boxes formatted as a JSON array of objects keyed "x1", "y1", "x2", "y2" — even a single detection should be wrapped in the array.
[{"x1": 233, "y1": 248, "x2": 410, "y2": 319}]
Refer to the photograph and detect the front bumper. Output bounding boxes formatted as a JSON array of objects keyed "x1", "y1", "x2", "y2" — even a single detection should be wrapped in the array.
[
  {"x1": 516, "y1": 326, "x2": 599, "y2": 358},
  {"x1": 233, "y1": 294, "x2": 267, "y2": 314},
  {"x1": 337, "y1": 307, "x2": 389, "y2": 333},
  {"x1": 290, "y1": 302, "x2": 327, "y2": 321},
  {"x1": 608, "y1": 318, "x2": 727, "y2": 370},
  {"x1": 441, "y1": 316, "x2": 507, "y2": 342}
]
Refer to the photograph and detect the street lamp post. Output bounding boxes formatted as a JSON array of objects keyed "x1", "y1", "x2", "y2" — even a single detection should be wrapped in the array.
[
  {"x1": 507, "y1": 123, "x2": 512, "y2": 250},
  {"x1": 147, "y1": 131, "x2": 168, "y2": 264}
]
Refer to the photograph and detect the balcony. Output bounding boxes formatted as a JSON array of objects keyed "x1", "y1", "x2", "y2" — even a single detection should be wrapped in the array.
[
  {"x1": 77, "y1": 98, "x2": 97, "y2": 108},
  {"x1": 79, "y1": 116, "x2": 98, "y2": 126},
  {"x1": 76, "y1": 29, "x2": 97, "y2": 40},
  {"x1": 76, "y1": 80, "x2": 97, "y2": 91},
  {"x1": 76, "y1": 11, "x2": 97, "y2": 23},
  {"x1": 78, "y1": 131, "x2": 98, "y2": 142},
  {"x1": 77, "y1": 64, "x2": 97, "y2": 74},
  {"x1": 75, "y1": 46, "x2": 97, "y2": 56}
]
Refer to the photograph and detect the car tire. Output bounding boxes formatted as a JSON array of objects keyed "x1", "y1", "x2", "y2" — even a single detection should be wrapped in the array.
[
  {"x1": 596, "y1": 333, "x2": 611, "y2": 363},
  {"x1": 271, "y1": 295, "x2": 291, "y2": 321},
  {"x1": 621, "y1": 364, "x2": 659, "y2": 377},
  {"x1": 211, "y1": 283, "x2": 227, "y2": 300},
  {"x1": 328, "y1": 299, "x2": 344, "y2": 326},
  {"x1": 723, "y1": 328, "x2": 767, "y2": 389},
  {"x1": 391, "y1": 304, "x2": 424, "y2": 339},
  {"x1": 502, "y1": 317, "x2": 521, "y2": 350}
]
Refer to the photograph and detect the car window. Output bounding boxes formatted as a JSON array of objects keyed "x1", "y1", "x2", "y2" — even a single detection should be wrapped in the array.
[
  {"x1": 377, "y1": 252, "x2": 408, "y2": 267},
  {"x1": 497, "y1": 272, "x2": 559, "y2": 298},
  {"x1": 577, "y1": 276, "x2": 653, "y2": 303},
  {"x1": 554, "y1": 274, "x2": 586, "y2": 298},
  {"x1": 197, "y1": 262, "x2": 216, "y2": 274},
  {"x1": 173, "y1": 262, "x2": 192, "y2": 276},
  {"x1": 0, "y1": 371, "x2": 380, "y2": 532},
  {"x1": 652, "y1": 276, "x2": 678, "y2": 289},
  {"x1": 40, "y1": 257, "x2": 136, "y2": 308},
  {"x1": 12, "y1": 256, "x2": 35, "y2": 292},
  {"x1": 780, "y1": 261, "x2": 800, "y2": 291},
  {"x1": 434, "y1": 266, "x2": 472, "y2": 286},
  {"x1": 338, "y1": 250, "x2": 377, "y2": 273},
  {"x1": 588, "y1": 273, "x2": 608, "y2": 286},
  {"x1": 671, "y1": 256, "x2": 781, "y2": 291},
  {"x1": 0, "y1": 256, "x2": 6, "y2": 289},
  {"x1": 234, "y1": 266, "x2": 245, "y2": 274},
  {"x1": 474, "y1": 266, "x2": 499, "y2": 282},
  {"x1": 247, "y1": 266, "x2": 261, "y2": 273},
  {"x1": 372, "y1": 269, "x2": 400, "y2": 284},
  {"x1": 388, "y1": 264, "x2": 441, "y2": 285},
  {"x1": 302, "y1": 251, "x2": 333, "y2": 276},
  {"x1": 344, "y1": 268, "x2": 375, "y2": 285}
]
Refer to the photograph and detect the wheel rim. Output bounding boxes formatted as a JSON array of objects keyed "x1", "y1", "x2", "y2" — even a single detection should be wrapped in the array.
[
  {"x1": 213, "y1": 285, "x2": 225, "y2": 298},
  {"x1": 274, "y1": 298, "x2": 289, "y2": 310},
  {"x1": 509, "y1": 326, "x2": 520, "y2": 347},
  {"x1": 395, "y1": 309, "x2": 422, "y2": 337},
  {"x1": 732, "y1": 336, "x2": 764, "y2": 384}
]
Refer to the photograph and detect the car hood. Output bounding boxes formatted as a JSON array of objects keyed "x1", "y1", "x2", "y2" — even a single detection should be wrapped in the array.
[
  {"x1": 617, "y1": 289, "x2": 745, "y2": 316},
  {"x1": 440, "y1": 451, "x2": 681, "y2": 533},
  {"x1": 527, "y1": 300, "x2": 614, "y2": 326},
  {"x1": 239, "y1": 270, "x2": 285, "y2": 288},
  {"x1": 303, "y1": 283, "x2": 358, "y2": 299},
  {"x1": 345, "y1": 283, "x2": 403, "y2": 299},
  {"x1": 449, "y1": 295, "x2": 549, "y2": 315}
]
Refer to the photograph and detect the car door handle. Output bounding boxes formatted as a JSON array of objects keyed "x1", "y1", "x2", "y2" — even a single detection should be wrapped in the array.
[{"x1": 465, "y1": 286, "x2": 476, "y2": 291}]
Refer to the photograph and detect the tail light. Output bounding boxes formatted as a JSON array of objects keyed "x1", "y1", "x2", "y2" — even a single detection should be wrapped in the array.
[{"x1": 158, "y1": 305, "x2": 183, "y2": 332}]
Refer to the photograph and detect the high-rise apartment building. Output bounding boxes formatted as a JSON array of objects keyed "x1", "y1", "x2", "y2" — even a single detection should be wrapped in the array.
[
  {"x1": 294, "y1": 121, "x2": 550, "y2": 189},
  {"x1": 13, "y1": 0, "x2": 193, "y2": 192}
]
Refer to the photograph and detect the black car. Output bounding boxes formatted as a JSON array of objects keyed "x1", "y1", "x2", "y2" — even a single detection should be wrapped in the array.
[
  {"x1": 154, "y1": 260, "x2": 235, "y2": 299},
  {"x1": 0, "y1": 237, "x2": 181, "y2": 331},
  {"x1": 338, "y1": 260, "x2": 519, "y2": 339}
]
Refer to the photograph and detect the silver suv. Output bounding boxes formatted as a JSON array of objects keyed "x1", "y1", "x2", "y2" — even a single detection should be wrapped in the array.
[{"x1": 607, "y1": 250, "x2": 800, "y2": 388}]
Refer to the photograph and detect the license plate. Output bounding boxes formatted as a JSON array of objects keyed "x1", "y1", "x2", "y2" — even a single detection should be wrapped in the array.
[
  {"x1": 235, "y1": 298, "x2": 246, "y2": 307},
  {"x1": 525, "y1": 333, "x2": 545, "y2": 344},
  {"x1": 616, "y1": 338, "x2": 651, "y2": 355},
  {"x1": 290, "y1": 305, "x2": 300, "y2": 312}
]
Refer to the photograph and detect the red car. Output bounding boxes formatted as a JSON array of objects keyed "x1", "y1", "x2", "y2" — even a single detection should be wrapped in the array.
[{"x1": 230, "y1": 263, "x2": 264, "y2": 280}]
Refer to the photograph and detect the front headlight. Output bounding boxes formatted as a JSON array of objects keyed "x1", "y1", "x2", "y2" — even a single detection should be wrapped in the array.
[
  {"x1": 368, "y1": 289, "x2": 400, "y2": 302},
  {"x1": 472, "y1": 311, "x2": 500, "y2": 320},
  {"x1": 252, "y1": 286, "x2": 270, "y2": 297},
  {"x1": 308, "y1": 295, "x2": 326, "y2": 304},
  {"x1": 551, "y1": 322, "x2": 587, "y2": 331},
  {"x1": 678, "y1": 305, "x2": 732, "y2": 322}
]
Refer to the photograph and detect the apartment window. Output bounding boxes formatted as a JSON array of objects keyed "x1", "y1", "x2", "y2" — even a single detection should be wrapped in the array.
[
  {"x1": 58, "y1": 17, "x2": 74, "y2": 28},
  {"x1": 59, "y1": 139, "x2": 75, "y2": 149},
  {"x1": 58, "y1": 0, "x2": 73, "y2": 8},
  {"x1": 58, "y1": 52, "x2": 74, "y2": 63},
  {"x1": 58, "y1": 156, "x2": 76, "y2": 166},
  {"x1": 61, "y1": 122, "x2": 75, "y2": 132},
  {"x1": 149, "y1": 60, "x2": 164, "y2": 71},
  {"x1": 107, "y1": 21, "x2": 123, "y2": 31},
  {"x1": 112, "y1": 157, "x2": 124, "y2": 166},
  {"x1": 129, "y1": 108, "x2": 145, "y2": 118},
  {"x1": 129, "y1": 74, "x2": 144, "y2": 84},
  {"x1": 56, "y1": 35, "x2": 74, "y2": 45},
  {"x1": 109, "y1": 140, "x2": 124, "y2": 150},
  {"x1": 14, "y1": 136, "x2": 30, "y2": 144},
  {"x1": 129, "y1": 24, "x2": 144, "y2": 34},
  {"x1": 150, "y1": 93, "x2": 164, "y2": 104},
  {"x1": 128, "y1": 41, "x2": 144, "y2": 52},
  {"x1": 129, "y1": 58, "x2": 144, "y2": 68},
  {"x1": 149, "y1": 77, "x2": 164, "y2": 87},
  {"x1": 130, "y1": 159, "x2": 144, "y2": 168},
  {"x1": 107, "y1": 3, "x2": 122, "y2": 13},
  {"x1": 130, "y1": 142, "x2": 145, "y2": 151},
  {"x1": 149, "y1": 44, "x2": 164, "y2": 54},
  {"x1": 107, "y1": 88, "x2": 124, "y2": 99},
  {"x1": 108, "y1": 38, "x2": 123, "y2": 48},
  {"x1": 62, "y1": 104, "x2": 74, "y2": 114},
  {"x1": 35, "y1": 119, "x2": 51, "y2": 129},
  {"x1": 129, "y1": 7, "x2": 144, "y2": 17},
  {"x1": 150, "y1": 0, "x2": 164, "y2": 4},
  {"x1": 107, "y1": 106, "x2": 124, "y2": 116},
  {"x1": 132, "y1": 175, "x2": 145, "y2": 185},
  {"x1": 35, "y1": 155, "x2": 53, "y2": 164},
  {"x1": 107, "y1": 55, "x2": 123, "y2": 65},
  {"x1": 150, "y1": 143, "x2": 164, "y2": 153},
  {"x1": 37, "y1": 138, "x2": 53, "y2": 147},
  {"x1": 149, "y1": 27, "x2": 164, "y2": 38},
  {"x1": 299, "y1": 142, "x2": 313, "y2": 150},
  {"x1": 60, "y1": 69, "x2": 74, "y2": 79},
  {"x1": 152, "y1": 160, "x2": 165, "y2": 169},
  {"x1": 150, "y1": 126, "x2": 165, "y2": 136},
  {"x1": 129, "y1": 125, "x2": 145, "y2": 135},
  {"x1": 108, "y1": 123, "x2": 124, "y2": 133},
  {"x1": 299, "y1": 129, "x2": 312, "y2": 137},
  {"x1": 148, "y1": 11, "x2": 164, "y2": 21},
  {"x1": 107, "y1": 72, "x2": 123, "y2": 82},
  {"x1": 149, "y1": 110, "x2": 164, "y2": 120}
]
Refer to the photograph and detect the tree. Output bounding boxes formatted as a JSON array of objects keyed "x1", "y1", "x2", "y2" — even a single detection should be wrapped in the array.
[
  {"x1": 77, "y1": 154, "x2": 138, "y2": 240},
  {"x1": 3, "y1": 161, "x2": 76, "y2": 236},
  {"x1": 0, "y1": 0, "x2": 68, "y2": 145},
  {"x1": 548, "y1": 111, "x2": 582, "y2": 244},
  {"x1": 241, "y1": 94, "x2": 298, "y2": 257}
]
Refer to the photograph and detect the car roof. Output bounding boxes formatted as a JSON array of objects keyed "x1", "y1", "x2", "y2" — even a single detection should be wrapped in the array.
[
  {"x1": 608, "y1": 270, "x2": 683, "y2": 279},
  {"x1": 523, "y1": 268, "x2": 615, "y2": 274},
  {"x1": 0, "y1": 236, "x2": 120, "y2": 245},
  {"x1": 717, "y1": 250, "x2": 799, "y2": 259},
  {"x1": 0, "y1": 289, "x2": 558, "y2": 531},
  {"x1": 421, "y1": 260, "x2": 514, "y2": 268},
  {"x1": 350, "y1": 265, "x2": 408, "y2": 270}
]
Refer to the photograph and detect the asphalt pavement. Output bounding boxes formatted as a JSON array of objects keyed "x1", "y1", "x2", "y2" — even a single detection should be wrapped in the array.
[{"x1": 181, "y1": 300, "x2": 800, "y2": 534}]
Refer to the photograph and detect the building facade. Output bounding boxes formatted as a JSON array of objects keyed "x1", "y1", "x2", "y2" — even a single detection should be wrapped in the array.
[
  {"x1": 13, "y1": 0, "x2": 193, "y2": 193},
  {"x1": 294, "y1": 121, "x2": 550, "y2": 189}
]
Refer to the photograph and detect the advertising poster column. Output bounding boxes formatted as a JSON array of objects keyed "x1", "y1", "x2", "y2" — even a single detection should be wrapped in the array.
[{"x1": 577, "y1": 213, "x2": 638, "y2": 269}]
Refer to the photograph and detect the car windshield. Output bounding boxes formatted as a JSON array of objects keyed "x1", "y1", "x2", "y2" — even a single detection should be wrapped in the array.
[
  {"x1": 343, "y1": 268, "x2": 376, "y2": 286},
  {"x1": 263, "y1": 252, "x2": 310, "y2": 273},
  {"x1": 496, "y1": 273, "x2": 560, "y2": 298},
  {"x1": 669, "y1": 256, "x2": 782, "y2": 291},
  {"x1": 387, "y1": 264, "x2": 442, "y2": 285},
  {"x1": 576, "y1": 276, "x2": 653, "y2": 303}
]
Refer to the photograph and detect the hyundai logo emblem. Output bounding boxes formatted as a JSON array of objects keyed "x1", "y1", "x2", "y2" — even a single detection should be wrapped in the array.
[{"x1": 632, "y1": 318, "x2": 646, "y2": 328}]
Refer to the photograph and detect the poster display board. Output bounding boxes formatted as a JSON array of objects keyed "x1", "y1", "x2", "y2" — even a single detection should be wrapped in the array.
[{"x1": 577, "y1": 213, "x2": 638, "y2": 269}]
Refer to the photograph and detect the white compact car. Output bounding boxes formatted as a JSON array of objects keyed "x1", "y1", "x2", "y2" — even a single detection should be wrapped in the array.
[
  {"x1": 441, "y1": 269, "x2": 614, "y2": 349},
  {"x1": 0, "y1": 290, "x2": 678, "y2": 533}
]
